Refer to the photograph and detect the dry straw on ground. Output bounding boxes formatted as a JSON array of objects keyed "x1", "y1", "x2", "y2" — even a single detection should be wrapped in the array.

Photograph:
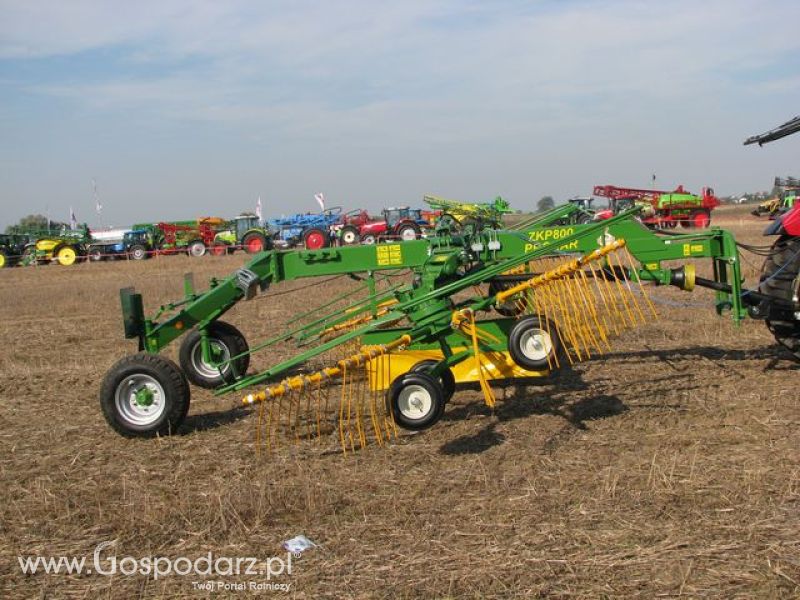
[{"x1": 0, "y1": 205, "x2": 798, "y2": 598}]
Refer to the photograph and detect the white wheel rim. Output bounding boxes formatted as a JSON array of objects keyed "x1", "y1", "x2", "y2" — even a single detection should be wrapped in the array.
[
  {"x1": 363, "y1": 236, "x2": 375, "y2": 244},
  {"x1": 190, "y1": 339, "x2": 231, "y2": 379},
  {"x1": 400, "y1": 228, "x2": 416, "y2": 241},
  {"x1": 133, "y1": 249, "x2": 144, "y2": 259},
  {"x1": 343, "y1": 231, "x2": 356, "y2": 243},
  {"x1": 114, "y1": 374, "x2": 166, "y2": 426},
  {"x1": 519, "y1": 328, "x2": 553, "y2": 361},
  {"x1": 190, "y1": 244, "x2": 205, "y2": 257},
  {"x1": 397, "y1": 384, "x2": 433, "y2": 420}
]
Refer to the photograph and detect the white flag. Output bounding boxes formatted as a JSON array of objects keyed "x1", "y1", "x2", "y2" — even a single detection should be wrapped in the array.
[
  {"x1": 256, "y1": 196, "x2": 263, "y2": 220},
  {"x1": 314, "y1": 192, "x2": 325, "y2": 211},
  {"x1": 93, "y1": 178, "x2": 102, "y2": 214},
  {"x1": 69, "y1": 206, "x2": 77, "y2": 231}
]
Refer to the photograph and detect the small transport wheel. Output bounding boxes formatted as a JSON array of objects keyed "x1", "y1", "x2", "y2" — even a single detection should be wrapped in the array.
[
  {"x1": 209, "y1": 242, "x2": 228, "y2": 256},
  {"x1": 100, "y1": 353, "x2": 190, "y2": 437},
  {"x1": 178, "y1": 321, "x2": 250, "y2": 388},
  {"x1": 507, "y1": 315, "x2": 561, "y2": 371},
  {"x1": 187, "y1": 240, "x2": 206, "y2": 257},
  {"x1": 56, "y1": 245, "x2": 78, "y2": 266},
  {"x1": 397, "y1": 223, "x2": 421, "y2": 241},
  {"x1": 410, "y1": 360, "x2": 456, "y2": 402},
  {"x1": 386, "y1": 372, "x2": 446, "y2": 431},
  {"x1": 361, "y1": 234, "x2": 376, "y2": 245},
  {"x1": 243, "y1": 232, "x2": 268, "y2": 254},
  {"x1": 88, "y1": 247, "x2": 103, "y2": 262},
  {"x1": 340, "y1": 225, "x2": 360, "y2": 245},
  {"x1": 303, "y1": 228, "x2": 329, "y2": 250},
  {"x1": 129, "y1": 245, "x2": 147, "y2": 260}
]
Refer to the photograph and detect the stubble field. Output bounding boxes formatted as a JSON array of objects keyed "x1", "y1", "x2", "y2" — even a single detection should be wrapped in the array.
[{"x1": 0, "y1": 204, "x2": 798, "y2": 598}]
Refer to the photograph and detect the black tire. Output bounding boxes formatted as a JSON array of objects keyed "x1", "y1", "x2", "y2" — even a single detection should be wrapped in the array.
[
  {"x1": 576, "y1": 213, "x2": 593, "y2": 225},
  {"x1": 489, "y1": 280, "x2": 524, "y2": 317},
  {"x1": 178, "y1": 321, "x2": 250, "y2": 388},
  {"x1": 340, "y1": 225, "x2": 360, "y2": 245},
  {"x1": 361, "y1": 234, "x2": 377, "y2": 245},
  {"x1": 303, "y1": 228, "x2": 329, "y2": 250},
  {"x1": 396, "y1": 223, "x2": 421, "y2": 242},
  {"x1": 187, "y1": 240, "x2": 206, "y2": 257},
  {"x1": 242, "y1": 232, "x2": 269, "y2": 254},
  {"x1": 129, "y1": 245, "x2": 147, "y2": 260},
  {"x1": 386, "y1": 372, "x2": 445, "y2": 431},
  {"x1": 760, "y1": 236, "x2": 800, "y2": 360},
  {"x1": 410, "y1": 360, "x2": 456, "y2": 402},
  {"x1": 100, "y1": 353, "x2": 190, "y2": 437},
  {"x1": 88, "y1": 247, "x2": 104, "y2": 262},
  {"x1": 507, "y1": 315, "x2": 561, "y2": 371}
]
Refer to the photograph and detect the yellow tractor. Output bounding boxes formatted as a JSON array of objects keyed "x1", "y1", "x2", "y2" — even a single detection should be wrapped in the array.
[{"x1": 751, "y1": 197, "x2": 780, "y2": 217}]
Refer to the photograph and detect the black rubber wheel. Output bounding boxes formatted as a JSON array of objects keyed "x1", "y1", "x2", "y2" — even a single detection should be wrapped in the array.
[
  {"x1": 410, "y1": 360, "x2": 456, "y2": 403},
  {"x1": 340, "y1": 225, "x2": 360, "y2": 245},
  {"x1": 178, "y1": 321, "x2": 250, "y2": 388},
  {"x1": 187, "y1": 240, "x2": 206, "y2": 257},
  {"x1": 100, "y1": 353, "x2": 190, "y2": 437},
  {"x1": 760, "y1": 236, "x2": 800, "y2": 360},
  {"x1": 489, "y1": 280, "x2": 525, "y2": 317},
  {"x1": 576, "y1": 213, "x2": 593, "y2": 225},
  {"x1": 386, "y1": 372, "x2": 445, "y2": 431},
  {"x1": 303, "y1": 227, "x2": 329, "y2": 250},
  {"x1": 242, "y1": 232, "x2": 269, "y2": 254},
  {"x1": 396, "y1": 223, "x2": 421, "y2": 242},
  {"x1": 507, "y1": 315, "x2": 561, "y2": 371},
  {"x1": 88, "y1": 248, "x2": 103, "y2": 262},
  {"x1": 128, "y1": 245, "x2": 147, "y2": 260}
]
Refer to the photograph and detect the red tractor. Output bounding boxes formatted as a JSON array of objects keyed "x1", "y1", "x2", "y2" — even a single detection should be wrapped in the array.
[
  {"x1": 156, "y1": 217, "x2": 225, "y2": 257},
  {"x1": 337, "y1": 207, "x2": 428, "y2": 245},
  {"x1": 744, "y1": 115, "x2": 800, "y2": 360}
]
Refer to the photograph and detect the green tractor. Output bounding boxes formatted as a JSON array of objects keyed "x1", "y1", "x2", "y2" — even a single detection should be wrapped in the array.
[
  {"x1": 0, "y1": 233, "x2": 31, "y2": 268},
  {"x1": 210, "y1": 215, "x2": 273, "y2": 255}
]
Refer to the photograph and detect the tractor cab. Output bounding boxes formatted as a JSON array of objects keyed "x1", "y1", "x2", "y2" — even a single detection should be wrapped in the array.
[
  {"x1": 383, "y1": 207, "x2": 410, "y2": 228},
  {"x1": 123, "y1": 230, "x2": 153, "y2": 247},
  {"x1": 568, "y1": 197, "x2": 594, "y2": 211},
  {"x1": 233, "y1": 215, "x2": 261, "y2": 239}
]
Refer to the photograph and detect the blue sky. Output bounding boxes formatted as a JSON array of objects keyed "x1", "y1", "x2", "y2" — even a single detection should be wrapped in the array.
[{"x1": 1, "y1": 0, "x2": 799, "y2": 229}]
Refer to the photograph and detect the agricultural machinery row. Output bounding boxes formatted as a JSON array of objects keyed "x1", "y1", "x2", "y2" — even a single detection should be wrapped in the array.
[{"x1": 94, "y1": 115, "x2": 800, "y2": 452}]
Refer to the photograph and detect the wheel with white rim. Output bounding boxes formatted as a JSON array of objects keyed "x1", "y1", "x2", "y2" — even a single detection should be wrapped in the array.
[
  {"x1": 396, "y1": 223, "x2": 421, "y2": 241},
  {"x1": 362, "y1": 234, "x2": 376, "y2": 245},
  {"x1": 410, "y1": 360, "x2": 456, "y2": 402},
  {"x1": 128, "y1": 245, "x2": 147, "y2": 260},
  {"x1": 386, "y1": 372, "x2": 445, "y2": 431},
  {"x1": 340, "y1": 225, "x2": 360, "y2": 245},
  {"x1": 100, "y1": 353, "x2": 190, "y2": 437},
  {"x1": 178, "y1": 321, "x2": 250, "y2": 388},
  {"x1": 187, "y1": 240, "x2": 206, "y2": 257},
  {"x1": 507, "y1": 315, "x2": 561, "y2": 371}
]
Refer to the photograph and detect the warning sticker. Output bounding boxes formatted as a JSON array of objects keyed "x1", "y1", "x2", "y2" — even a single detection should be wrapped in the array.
[{"x1": 377, "y1": 244, "x2": 403, "y2": 266}]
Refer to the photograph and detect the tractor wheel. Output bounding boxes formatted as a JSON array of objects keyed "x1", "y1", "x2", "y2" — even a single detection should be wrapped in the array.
[
  {"x1": 340, "y1": 225, "x2": 360, "y2": 246},
  {"x1": 100, "y1": 353, "x2": 190, "y2": 437},
  {"x1": 210, "y1": 242, "x2": 228, "y2": 257},
  {"x1": 362, "y1": 234, "x2": 376, "y2": 245},
  {"x1": 410, "y1": 360, "x2": 455, "y2": 403},
  {"x1": 692, "y1": 210, "x2": 711, "y2": 228},
  {"x1": 576, "y1": 213, "x2": 593, "y2": 225},
  {"x1": 242, "y1": 232, "x2": 268, "y2": 254},
  {"x1": 303, "y1": 228, "x2": 329, "y2": 250},
  {"x1": 507, "y1": 315, "x2": 561, "y2": 371},
  {"x1": 0, "y1": 249, "x2": 8, "y2": 268},
  {"x1": 187, "y1": 240, "x2": 206, "y2": 257},
  {"x1": 489, "y1": 280, "x2": 525, "y2": 317},
  {"x1": 759, "y1": 236, "x2": 800, "y2": 361},
  {"x1": 396, "y1": 223, "x2": 421, "y2": 241},
  {"x1": 56, "y1": 245, "x2": 78, "y2": 266},
  {"x1": 129, "y1": 245, "x2": 147, "y2": 260},
  {"x1": 179, "y1": 321, "x2": 250, "y2": 389},
  {"x1": 386, "y1": 372, "x2": 445, "y2": 431},
  {"x1": 88, "y1": 247, "x2": 104, "y2": 262}
]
